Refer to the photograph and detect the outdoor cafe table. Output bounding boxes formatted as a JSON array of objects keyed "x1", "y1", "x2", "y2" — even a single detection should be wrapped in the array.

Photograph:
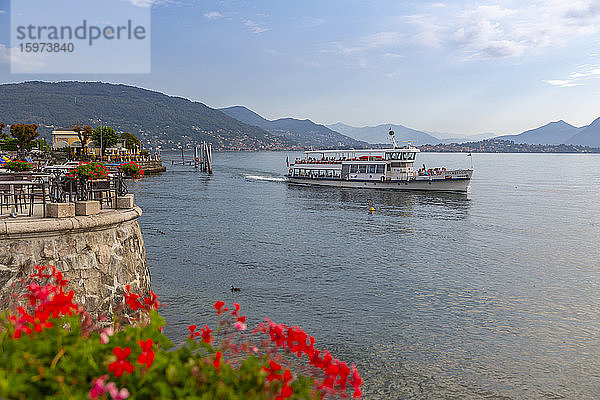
[{"x1": 0, "y1": 180, "x2": 47, "y2": 217}]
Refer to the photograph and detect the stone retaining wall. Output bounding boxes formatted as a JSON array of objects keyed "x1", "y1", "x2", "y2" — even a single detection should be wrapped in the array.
[
  {"x1": 136, "y1": 160, "x2": 166, "y2": 174},
  {"x1": 0, "y1": 207, "x2": 150, "y2": 319}
]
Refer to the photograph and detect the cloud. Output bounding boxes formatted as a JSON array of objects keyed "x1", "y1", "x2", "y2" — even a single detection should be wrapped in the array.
[
  {"x1": 383, "y1": 52, "x2": 404, "y2": 58},
  {"x1": 544, "y1": 64, "x2": 600, "y2": 87},
  {"x1": 298, "y1": 17, "x2": 326, "y2": 28},
  {"x1": 543, "y1": 79, "x2": 583, "y2": 87},
  {"x1": 0, "y1": 44, "x2": 48, "y2": 70},
  {"x1": 384, "y1": 71, "x2": 403, "y2": 78},
  {"x1": 407, "y1": 14, "x2": 443, "y2": 47},
  {"x1": 128, "y1": 0, "x2": 164, "y2": 7},
  {"x1": 0, "y1": 10, "x2": 5, "y2": 14},
  {"x1": 326, "y1": 41, "x2": 363, "y2": 56},
  {"x1": 0, "y1": 45, "x2": 8, "y2": 64},
  {"x1": 571, "y1": 67, "x2": 600, "y2": 78},
  {"x1": 362, "y1": 31, "x2": 403, "y2": 47},
  {"x1": 204, "y1": 11, "x2": 223, "y2": 20},
  {"x1": 409, "y1": 1, "x2": 600, "y2": 59},
  {"x1": 243, "y1": 19, "x2": 268, "y2": 34},
  {"x1": 264, "y1": 48, "x2": 281, "y2": 55}
]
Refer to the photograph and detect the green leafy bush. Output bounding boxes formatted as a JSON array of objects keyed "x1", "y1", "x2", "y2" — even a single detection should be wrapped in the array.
[
  {"x1": 66, "y1": 162, "x2": 109, "y2": 181},
  {"x1": 4, "y1": 160, "x2": 33, "y2": 172},
  {"x1": 119, "y1": 162, "x2": 144, "y2": 179},
  {"x1": 0, "y1": 266, "x2": 363, "y2": 399}
]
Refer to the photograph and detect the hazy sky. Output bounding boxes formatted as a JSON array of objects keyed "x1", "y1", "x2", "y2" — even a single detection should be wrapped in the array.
[{"x1": 1, "y1": 0, "x2": 599, "y2": 135}]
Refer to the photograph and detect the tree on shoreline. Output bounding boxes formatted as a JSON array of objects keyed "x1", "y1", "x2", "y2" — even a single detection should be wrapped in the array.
[
  {"x1": 92, "y1": 126, "x2": 121, "y2": 153},
  {"x1": 73, "y1": 125, "x2": 94, "y2": 158},
  {"x1": 121, "y1": 131, "x2": 141, "y2": 151},
  {"x1": 0, "y1": 122, "x2": 6, "y2": 140},
  {"x1": 10, "y1": 123, "x2": 39, "y2": 155}
]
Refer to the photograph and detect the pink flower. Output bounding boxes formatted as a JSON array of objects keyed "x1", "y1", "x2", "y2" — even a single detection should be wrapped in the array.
[
  {"x1": 100, "y1": 327, "x2": 114, "y2": 344},
  {"x1": 234, "y1": 321, "x2": 247, "y2": 331},
  {"x1": 88, "y1": 375, "x2": 108, "y2": 399},
  {"x1": 105, "y1": 382, "x2": 130, "y2": 400}
]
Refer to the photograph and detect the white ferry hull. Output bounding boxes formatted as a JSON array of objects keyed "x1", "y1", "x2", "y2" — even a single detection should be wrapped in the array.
[{"x1": 287, "y1": 175, "x2": 471, "y2": 192}]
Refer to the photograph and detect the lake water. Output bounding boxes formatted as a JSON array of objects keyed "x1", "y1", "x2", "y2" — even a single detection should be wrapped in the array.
[{"x1": 130, "y1": 152, "x2": 600, "y2": 399}]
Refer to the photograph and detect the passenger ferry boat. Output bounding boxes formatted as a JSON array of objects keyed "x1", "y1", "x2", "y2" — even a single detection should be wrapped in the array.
[{"x1": 286, "y1": 130, "x2": 473, "y2": 192}]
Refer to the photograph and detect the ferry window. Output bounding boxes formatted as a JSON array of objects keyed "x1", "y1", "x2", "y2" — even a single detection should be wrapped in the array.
[
  {"x1": 406, "y1": 152, "x2": 415, "y2": 160},
  {"x1": 359, "y1": 165, "x2": 367, "y2": 173},
  {"x1": 400, "y1": 152, "x2": 407, "y2": 160},
  {"x1": 350, "y1": 165, "x2": 357, "y2": 173},
  {"x1": 326, "y1": 170, "x2": 333, "y2": 177},
  {"x1": 334, "y1": 170, "x2": 341, "y2": 178},
  {"x1": 294, "y1": 169, "x2": 299, "y2": 176},
  {"x1": 376, "y1": 165, "x2": 385, "y2": 174},
  {"x1": 385, "y1": 153, "x2": 390, "y2": 160},
  {"x1": 319, "y1": 170, "x2": 326, "y2": 177},
  {"x1": 392, "y1": 152, "x2": 399, "y2": 160},
  {"x1": 368, "y1": 165, "x2": 376, "y2": 173}
]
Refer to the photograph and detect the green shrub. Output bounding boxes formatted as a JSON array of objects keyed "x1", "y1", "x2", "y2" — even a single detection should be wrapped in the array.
[
  {"x1": 66, "y1": 162, "x2": 109, "y2": 181},
  {"x1": 4, "y1": 160, "x2": 33, "y2": 172},
  {"x1": 119, "y1": 162, "x2": 144, "y2": 179},
  {"x1": 0, "y1": 266, "x2": 363, "y2": 399}
]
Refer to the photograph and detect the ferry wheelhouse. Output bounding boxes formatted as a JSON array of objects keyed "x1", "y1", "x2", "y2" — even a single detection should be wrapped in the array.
[{"x1": 286, "y1": 131, "x2": 473, "y2": 192}]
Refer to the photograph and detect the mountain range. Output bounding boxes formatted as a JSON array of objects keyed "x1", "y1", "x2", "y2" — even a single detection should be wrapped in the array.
[
  {"x1": 219, "y1": 106, "x2": 366, "y2": 148},
  {"x1": 1, "y1": 81, "x2": 599, "y2": 149},
  {"x1": 0, "y1": 81, "x2": 297, "y2": 150},
  {"x1": 496, "y1": 120, "x2": 581, "y2": 145},
  {"x1": 332, "y1": 119, "x2": 600, "y2": 148},
  {"x1": 327, "y1": 122, "x2": 441, "y2": 145}
]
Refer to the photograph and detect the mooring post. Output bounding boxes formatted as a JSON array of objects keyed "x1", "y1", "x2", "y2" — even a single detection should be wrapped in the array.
[
  {"x1": 181, "y1": 147, "x2": 184, "y2": 165},
  {"x1": 200, "y1": 142, "x2": 205, "y2": 172},
  {"x1": 194, "y1": 146, "x2": 199, "y2": 169}
]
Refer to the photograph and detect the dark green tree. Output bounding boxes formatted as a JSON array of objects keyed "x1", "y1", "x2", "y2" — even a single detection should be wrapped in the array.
[
  {"x1": 92, "y1": 126, "x2": 121, "y2": 152},
  {"x1": 0, "y1": 122, "x2": 6, "y2": 139},
  {"x1": 121, "y1": 132, "x2": 141, "y2": 150},
  {"x1": 10, "y1": 123, "x2": 39, "y2": 155},
  {"x1": 74, "y1": 125, "x2": 93, "y2": 158}
]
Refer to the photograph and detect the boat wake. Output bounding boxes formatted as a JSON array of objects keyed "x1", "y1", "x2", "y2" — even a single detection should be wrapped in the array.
[{"x1": 243, "y1": 174, "x2": 286, "y2": 182}]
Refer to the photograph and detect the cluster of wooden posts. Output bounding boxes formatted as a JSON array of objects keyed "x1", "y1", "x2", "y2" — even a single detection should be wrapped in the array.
[
  {"x1": 195, "y1": 141, "x2": 213, "y2": 174},
  {"x1": 173, "y1": 141, "x2": 213, "y2": 174}
]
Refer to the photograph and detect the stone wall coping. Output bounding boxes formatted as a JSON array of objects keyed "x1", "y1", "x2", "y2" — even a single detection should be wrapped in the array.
[{"x1": 0, "y1": 206, "x2": 142, "y2": 239}]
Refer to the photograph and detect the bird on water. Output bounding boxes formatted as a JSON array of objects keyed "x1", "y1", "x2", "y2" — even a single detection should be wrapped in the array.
[{"x1": 231, "y1": 285, "x2": 241, "y2": 292}]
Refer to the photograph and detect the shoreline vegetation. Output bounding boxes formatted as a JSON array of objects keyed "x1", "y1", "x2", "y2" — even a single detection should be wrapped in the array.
[
  {"x1": 3, "y1": 82, "x2": 600, "y2": 154},
  {"x1": 0, "y1": 266, "x2": 363, "y2": 399},
  {"x1": 167, "y1": 138, "x2": 600, "y2": 154}
]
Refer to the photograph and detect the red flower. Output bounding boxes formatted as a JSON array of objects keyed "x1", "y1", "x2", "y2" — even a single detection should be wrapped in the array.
[
  {"x1": 32, "y1": 308, "x2": 53, "y2": 333},
  {"x1": 137, "y1": 338, "x2": 155, "y2": 368},
  {"x1": 263, "y1": 360, "x2": 283, "y2": 382},
  {"x1": 351, "y1": 363, "x2": 363, "y2": 398},
  {"x1": 108, "y1": 347, "x2": 135, "y2": 377},
  {"x1": 213, "y1": 351, "x2": 222, "y2": 372},
  {"x1": 213, "y1": 300, "x2": 228, "y2": 315},
  {"x1": 188, "y1": 324, "x2": 200, "y2": 339},
  {"x1": 124, "y1": 285, "x2": 144, "y2": 310},
  {"x1": 201, "y1": 325, "x2": 212, "y2": 344}
]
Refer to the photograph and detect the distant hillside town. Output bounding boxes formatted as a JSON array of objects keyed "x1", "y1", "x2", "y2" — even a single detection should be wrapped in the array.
[
  {"x1": 1, "y1": 81, "x2": 599, "y2": 152},
  {"x1": 419, "y1": 139, "x2": 600, "y2": 154}
]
